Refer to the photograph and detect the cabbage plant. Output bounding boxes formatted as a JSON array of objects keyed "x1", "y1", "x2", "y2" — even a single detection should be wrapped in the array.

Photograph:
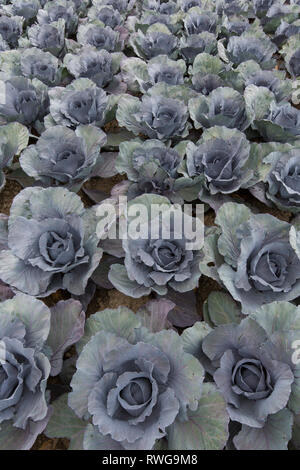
[
  {"x1": 239, "y1": 60, "x2": 293, "y2": 102},
  {"x1": 220, "y1": 14, "x2": 250, "y2": 37},
  {"x1": 274, "y1": 19, "x2": 300, "y2": 46},
  {"x1": 225, "y1": 29, "x2": 277, "y2": 69},
  {"x1": 0, "y1": 293, "x2": 85, "y2": 450},
  {"x1": 0, "y1": 187, "x2": 103, "y2": 297},
  {"x1": 144, "y1": 0, "x2": 178, "y2": 14},
  {"x1": 27, "y1": 19, "x2": 66, "y2": 58},
  {"x1": 188, "y1": 52, "x2": 228, "y2": 95},
  {"x1": 129, "y1": 24, "x2": 178, "y2": 60},
  {"x1": 0, "y1": 48, "x2": 62, "y2": 86},
  {"x1": 0, "y1": 15, "x2": 23, "y2": 48},
  {"x1": 252, "y1": 142, "x2": 300, "y2": 213},
  {"x1": 183, "y1": 300, "x2": 300, "y2": 449},
  {"x1": 37, "y1": 0, "x2": 79, "y2": 37},
  {"x1": 181, "y1": 126, "x2": 254, "y2": 197},
  {"x1": 88, "y1": 5, "x2": 123, "y2": 29},
  {"x1": 77, "y1": 23, "x2": 122, "y2": 52},
  {"x1": 47, "y1": 78, "x2": 110, "y2": 128},
  {"x1": 20, "y1": 125, "x2": 107, "y2": 191},
  {"x1": 45, "y1": 306, "x2": 229, "y2": 450},
  {"x1": 120, "y1": 55, "x2": 186, "y2": 93},
  {"x1": 201, "y1": 202, "x2": 300, "y2": 314},
  {"x1": 183, "y1": 7, "x2": 218, "y2": 35},
  {"x1": 93, "y1": 0, "x2": 136, "y2": 13},
  {"x1": 4, "y1": 0, "x2": 40, "y2": 21},
  {"x1": 115, "y1": 138, "x2": 199, "y2": 202},
  {"x1": 245, "y1": 86, "x2": 300, "y2": 142},
  {"x1": 0, "y1": 76, "x2": 49, "y2": 129},
  {"x1": 281, "y1": 34, "x2": 300, "y2": 78},
  {"x1": 179, "y1": 32, "x2": 218, "y2": 63},
  {"x1": 63, "y1": 47, "x2": 125, "y2": 93},
  {"x1": 117, "y1": 82, "x2": 195, "y2": 141},
  {"x1": 63, "y1": 47, "x2": 113, "y2": 88},
  {"x1": 107, "y1": 194, "x2": 203, "y2": 297},
  {"x1": 189, "y1": 87, "x2": 251, "y2": 131},
  {"x1": 216, "y1": 0, "x2": 249, "y2": 16}
]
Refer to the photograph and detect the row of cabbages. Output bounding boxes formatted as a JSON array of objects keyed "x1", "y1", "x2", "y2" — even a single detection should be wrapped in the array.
[
  {"x1": 2, "y1": 290, "x2": 300, "y2": 451},
  {"x1": 0, "y1": 0, "x2": 300, "y2": 452}
]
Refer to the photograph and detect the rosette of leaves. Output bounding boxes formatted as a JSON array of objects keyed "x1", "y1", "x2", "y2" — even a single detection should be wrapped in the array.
[
  {"x1": 77, "y1": 22, "x2": 122, "y2": 52},
  {"x1": 0, "y1": 76, "x2": 49, "y2": 129},
  {"x1": 3, "y1": 0, "x2": 41, "y2": 21},
  {"x1": 45, "y1": 306, "x2": 229, "y2": 450},
  {"x1": 141, "y1": 0, "x2": 179, "y2": 15},
  {"x1": 0, "y1": 292, "x2": 85, "y2": 450},
  {"x1": 251, "y1": 142, "x2": 300, "y2": 213},
  {"x1": 220, "y1": 14, "x2": 250, "y2": 38},
  {"x1": 63, "y1": 46, "x2": 112, "y2": 86},
  {"x1": 183, "y1": 7, "x2": 219, "y2": 35},
  {"x1": 223, "y1": 28, "x2": 277, "y2": 69},
  {"x1": 188, "y1": 52, "x2": 228, "y2": 95},
  {"x1": 179, "y1": 32, "x2": 218, "y2": 63},
  {"x1": 0, "y1": 15, "x2": 23, "y2": 48},
  {"x1": 0, "y1": 123, "x2": 29, "y2": 191},
  {"x1": 253, "y1": 0, "x2": 300, "y2": 34},
  {"x1": 215, "y1": 0, "x2": 250, "y2": 16},
  {"x1": 146, "y1": 57, "x2": 185, "y2": 89},
  {"x1": 0, "y1": 48, "x2": 62, "y2": 86},
  {"x1": 181, "y1": 126, "x2": 254, "y2": 203},
  {"x1": 37, "y1": 0, "x2": 78, "y2": 37},
  {"x1": 264, "y1": 145, "x2": 300, "y2": 212},
  {"x1": 46, "y1": 78, "x2": 111, "y2": 128},
  {"x1": 120, "y1": 55, "x2": 186, "y2": 93},
  {"x1": 63, "y1": 47, "x2": 125, "y2": 93},
  {"x1": 93, "y1": 0, "x2": 136, "y2": 13},
  {"x1": 87, "y1": 4, "x2": 123, "y2": 29},
  {"x1": 117, "y1": 83, "x2": 193, "y2": 141},
  {"x1": 183, "y1": 300, "x2": 300, "y2": 450},
  {"x1": 21, "y1": 48, "x2": 61, "y2": 86},
  {"x1": 245, "y1": 85, "x2": 300, "y2": 142},
  {"x1": 237, "y1": 60, "x2": 293, "y2": 102},
  {"x1": 200, "y1": 202, "x2": 300, "y2": 314},
  {"x1": 0, "y1": 187, "x2": 103, "y2": 297},
  {"x1": 179, "y1": 0, "x2": 203, "y2": 11},
  {"x1": 273, "y1": 18, "x2": 300, "y2": 47},
  {"x1": 189, "y1": 87, "x2": 251, "y2": 131},
  {"x1": 19, "y1": 125, "x2": 107, "y2": 191},
  {"x1": 115, "y1": 138, "x2": 199, "y2": 203},
  {"x1": 69, "y1": 0, "x2": 89, "y2": 15},
  {"x1": 137, "y1": 10, "x2": 182, "y2": 35},
  {"x1": 140, "y1": 0, "x2": 180, "y2": 30},
  {"x1": 107, "y1": 194, "x2": 203, "y2": 297},
  {"x1": 281, "y1": 34, "x2": 300, "y2": 78},
  {"x1": 129, "y1": 24, "x2": 178, "y2": 60},
  {"x1": 252, "y1": 0, "x2": 282, "y2": 18},
  {"x1": 26, "y1": 19, "x2": 66, "y2": 57},
  {"x1": 143, "y1": 0, "x2": 178, "y2": 14}
]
